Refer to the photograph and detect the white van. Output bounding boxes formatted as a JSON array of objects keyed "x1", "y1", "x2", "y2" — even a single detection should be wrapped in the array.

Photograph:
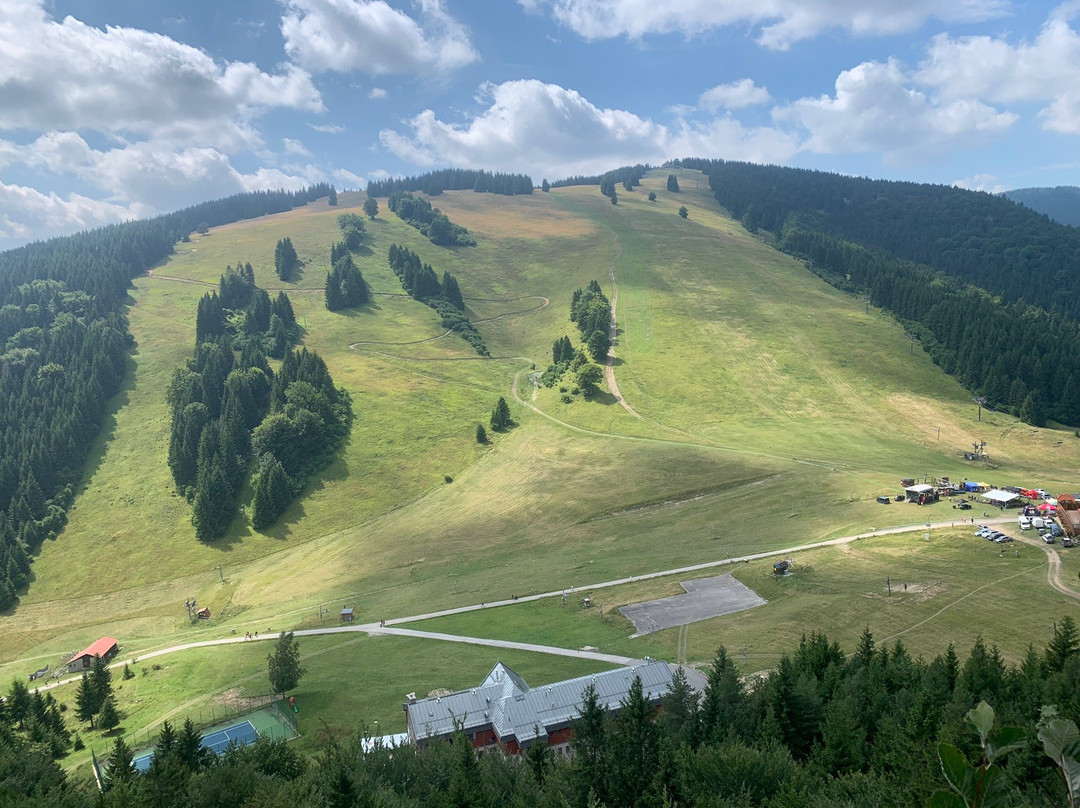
[
  {"x1": 1019, "y1": 517, "x2": 1032, "y2": 530},
  {"x1": 1032, "y1": 517, "x2": 1045, "y2": 529}
]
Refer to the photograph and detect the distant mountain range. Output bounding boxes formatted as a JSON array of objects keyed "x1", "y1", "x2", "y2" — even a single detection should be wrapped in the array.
[{"x1": 1004, "y1": 186, "x2": 1080, "y2": 227}]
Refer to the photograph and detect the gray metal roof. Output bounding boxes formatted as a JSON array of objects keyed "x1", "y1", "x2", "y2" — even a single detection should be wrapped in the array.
[{"x1": 406, "y1": 660, "x2": 672, "y2": 745}]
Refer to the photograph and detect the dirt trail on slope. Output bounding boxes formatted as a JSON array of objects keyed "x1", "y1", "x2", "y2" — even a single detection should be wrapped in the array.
[{"x1": 602, "y1": 235, "x2": 642, "y2": 420}]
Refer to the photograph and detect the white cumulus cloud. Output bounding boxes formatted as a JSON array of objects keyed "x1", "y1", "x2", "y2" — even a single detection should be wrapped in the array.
[
  {"x1": 0, "y1": 181, "x2": 145, "y2": 245},
  {"x1": 916, "y1": 7, "x2": 1080, "y2": 134},
  {"x1": 519, "y1": 0, "x2": 1007, "y2": 49},
  {"x1": 699, "y1": 79, "x2": 771, "y2": 111},
  {"x1": 774, "y1": 59, "x2": 1016, "y2": 161},
  {"x1": 281, "y1": 0, "x2": 478, "y2": 75}
]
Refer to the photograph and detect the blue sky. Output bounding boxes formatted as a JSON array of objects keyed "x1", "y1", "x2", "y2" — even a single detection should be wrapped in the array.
[{"x1": 1, "y1": 0, "x2": 1079, "y2": 247}]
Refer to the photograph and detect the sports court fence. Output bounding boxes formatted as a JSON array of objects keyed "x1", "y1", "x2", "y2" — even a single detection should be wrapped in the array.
[{"x1": 120, "y1": 697, "x2": 293, "y2": 755}]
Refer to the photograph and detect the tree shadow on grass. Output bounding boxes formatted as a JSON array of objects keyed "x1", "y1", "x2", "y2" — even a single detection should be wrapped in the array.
[
  {"x1": 610, "y1": 356, "x2": 626, "y2": 367},
  {"x1": 587, "y1": 391, "x2": 620, "y2": 406}
]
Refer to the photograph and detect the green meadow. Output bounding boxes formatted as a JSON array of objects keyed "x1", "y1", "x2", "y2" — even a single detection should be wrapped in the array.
[{"x1": 5, "y1": 170, "x2": 1079, "y2": 761}]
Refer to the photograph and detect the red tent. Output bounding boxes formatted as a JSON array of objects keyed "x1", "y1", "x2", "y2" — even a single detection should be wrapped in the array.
[{"x1": 1038, "y1": 502, "x2": 1057, "y2": 512}]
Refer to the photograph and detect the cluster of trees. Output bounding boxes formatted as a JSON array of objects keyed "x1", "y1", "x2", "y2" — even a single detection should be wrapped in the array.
[
  {"x1": 75, "y1": 655, "x2": 117, "y2": 732},
  {"x1": 336, "y1": 212, "x2": 365, "y2": 249},
  {"x1": 273, "y1": 238, "x2": 299, "y2": 282},
  {"x1": 387, "y1": 244, "x2": 487, "y2": 355},
  {"x1": 676, "y1": 157, "x2": 1080, "y2": 427},
  {"x1": 367, "y1": 168, "x2": 533, "y2": 197},
  {"x1": 667, "y1": 174, "x2": 680, "y2": 192},
  {"x1": 386, "y1": 192, "x2": 476, "y2": 247},
  {"x1": 325, "y1": 242, "x2": 369, "y2": 311},
  {"x1": 540, "y1": 336, "x2": 604, "y2": 397},
  {"x1": 3, "y1": 677, "x2": 71, "y2": 758},
  {"x1": 12, "y1": 625, "x2": 1080, "y2": 806},
  {"x1": 0, "y1": 185, "x2": 328, "y2": 608},
  {"x1": 570, "y1": 280, "x2": 612, "y2": 361},
  {"x1": 169, "y1": 265, "x2": 349, "y2": 538}
]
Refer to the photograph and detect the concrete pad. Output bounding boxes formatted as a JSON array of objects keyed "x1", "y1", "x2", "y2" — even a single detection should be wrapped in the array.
[{"x1": 620, "y1": 574, "x2": 767, "y2": 636}]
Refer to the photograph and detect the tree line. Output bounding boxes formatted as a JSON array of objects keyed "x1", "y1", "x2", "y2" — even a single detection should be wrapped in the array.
[
  {"x1": 168, "y1": 264, "x2": 350, "y2": 538},
  {"x1": 549, "y1": 163, "x2": 650, "y2": 191},
  {"x1": 571, "y1": 280, "x2": 612, "y2": 362},
  {"x1": 676, "y1": 157, "x2": 1080, "y2": 427},
  {"x1": 682, "y1": 158, "x2": 1080, "y2": 322},
  {"x1": 387, "y1": 244, "x2": 487, "y2": 355},
  {"x1": 386, "y1": 192, "x2": 476, "y2": 247},
  {"x1": 10, "y1": 623, "x2": 1080, "y2": 806},
  {"x1": 366, "y1": 168, "x2": 533, "y2": 198},
  {"x1": 0, "y1": 185, "x2": 329, "y2": 609}
]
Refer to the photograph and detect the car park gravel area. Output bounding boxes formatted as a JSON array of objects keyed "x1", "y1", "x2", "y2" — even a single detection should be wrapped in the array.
[{"x1": 620, "y1": 574, "x2": 767, "y2": 637}]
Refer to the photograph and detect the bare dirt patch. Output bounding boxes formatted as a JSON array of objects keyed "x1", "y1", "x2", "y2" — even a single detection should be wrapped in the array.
[
  {"x1": 864, "y1": 580, "x2": 947, "y2": 605},
  {"x1": 212, "y1": 688, "x2": 275, "y2": 711}
]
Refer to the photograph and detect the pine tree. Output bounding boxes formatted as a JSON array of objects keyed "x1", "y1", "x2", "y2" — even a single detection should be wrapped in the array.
[
  {"x1": 272, "y1": 292, "x2": 296, "y2": 327},
  {"x1": 541, "y1": 179, "x2": 550, "y2": 192},
  {"x1": 75, "y1": 673, "x2": 99, "y2": 729},
  {"x1": 106, "y1": 736, "x2": 136, "y2": 789},
  {"x1": 475, "y1": 424, "x2": 487, "y2": 444},
  {"x1": 490, "y1": 397, "x2": 511, "y2": 431},
  {"x1": 611, "y1": 190, "x2": 618, "y2": 205},
  {"x1": 442, "y1": 272, "x2": 464, "y2": 310},
  {"x1": 1047, "y1": 616, "x2": 1080, "y2": 672},
  {"x1": 328, "y1": 185, "x2": 338, "y2": 206},
  {"x1": 325, "y1": 269, "x2": 344, "y2": 312},
  {"x1": 98, "y1": 694, "x2": 120, "y2": 732},
  {"x1": 267, "y1": 631, "x2": 306, "y2": 698},
  {"x1": 90, "y1": 654, "x2": 113, "y2": 710},
  {"x1": 571, "y1": 683, "x2": 610, "y2": 806},
  {"x1": 678, "y1": 205, "x2": 689, "y2": 219},
  {"x1": 667, "y1": 174, "x2": 680, "y2": 192},
  {"x1": 274, "y1": 237, "x2": 298, "y2": 281},
  {"x1": 251, "y1": 453, "x2": 293, "y2": 530}
]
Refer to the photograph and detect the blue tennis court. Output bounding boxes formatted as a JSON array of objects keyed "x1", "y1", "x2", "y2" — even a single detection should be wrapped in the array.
[{"x1": 132, "y1": 719, "x2": 259, "y2": 771}]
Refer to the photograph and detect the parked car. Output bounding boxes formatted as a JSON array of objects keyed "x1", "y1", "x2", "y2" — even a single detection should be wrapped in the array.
[
  {"x1": 956, "y1": 501, "x2": 972, "y2": 510},
  {"x1": 1044, "y1": 535, "x2": 1056, "y2": 544},
  {"x1": 1051, "y1": 524, "x2": 1063, "y2": 537},
  {"x1": 876, "y1": 496, "x2": 891, "y2": 504},
  {"x1": 995, "y1": 535, "x2": 1013, "y2": 543},
  {"x1": 1063, "y1": 538, "x2": 1074, "y2": 548}
]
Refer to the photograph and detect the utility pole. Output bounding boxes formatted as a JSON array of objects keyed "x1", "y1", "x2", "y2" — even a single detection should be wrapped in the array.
[
  {"x1": 974, "y1": 396, "x2": 987, "y2": 422},
  {"x1": 886, "y1": 577, "x2": 891, "y2": 595}
]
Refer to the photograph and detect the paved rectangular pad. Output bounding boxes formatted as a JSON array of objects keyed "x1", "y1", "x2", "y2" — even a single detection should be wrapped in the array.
[{"x1": 620, "y1": 574, "x2": 767, "y2": 636}]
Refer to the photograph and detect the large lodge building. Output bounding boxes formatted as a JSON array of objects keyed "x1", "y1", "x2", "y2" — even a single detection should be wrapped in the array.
[{"x1": 404, "y1": 659, "x2": 673, "y2": 754}]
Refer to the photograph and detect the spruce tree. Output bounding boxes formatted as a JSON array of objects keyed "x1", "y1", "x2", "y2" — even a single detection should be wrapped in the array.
[
  {"x1": 75, "y1": 673, "x2": 99, "y2": 729},
  {"x1": 251, "y1": 453, "x2": 293, "y2": 531},
  {"x1": 325, "y1": 269, "x2": 344, "y2": 312},
  {"x1": 490, "y1": 397, "x2": 511, "y2": 431},
  {"x1": 272, "y1": 292, "x2": 296, "y2": 327},
  {"x1": 328, "y1": 185, "x2": 338, "y2": 206},
  {"x1": 106, "y1": 736, "x2": 136, "y2": 788},
  {"x1": 98, "y1": 694, "x2": 120, "y2": 732},
  {"x1": 476, "y1": 423, "x2": 487, "y2": 444},
  {"x1": 442, "y1": 272, "x2": 464, "y2": 310},
  {"x1": 667, "y1": 173, "x2": 680, "y2": 192}
]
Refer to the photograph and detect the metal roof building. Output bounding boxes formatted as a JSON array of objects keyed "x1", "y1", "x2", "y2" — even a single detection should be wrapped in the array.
[{"x1": 404, "y1": 659, "x2": 672, "y2": 753}]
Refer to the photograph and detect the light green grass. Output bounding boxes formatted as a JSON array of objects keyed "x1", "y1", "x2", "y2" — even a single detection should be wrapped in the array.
[
  {"x1": 5, "y1": 174, "x2": 1079, "y2": 755},
  {"x1": 408, "y1": 528, "x2": 1071, "y2": 669}
]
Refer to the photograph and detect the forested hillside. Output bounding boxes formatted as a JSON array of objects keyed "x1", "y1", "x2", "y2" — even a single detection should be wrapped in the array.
[
  {"x1": 689, "y1": 160, "x2": 1080, "y2": 319},
  {"x1": 681, "y1": 159, "x2": 1080, "y2": 426},
  {"x1": 8, "y1": 627, "x2": 1080, "y2": 807},
  {"x1": 1005, "y1": 186, "x2": 1080, "y2": 227},
  {"x1": 0, "y1": 185, "x2": 328, "y2": 608}
]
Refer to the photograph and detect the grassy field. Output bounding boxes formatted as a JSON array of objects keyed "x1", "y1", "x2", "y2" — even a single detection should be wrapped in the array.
[
  {"x1": 406, "y1": 527, "x2": 1071, "y2": 668},
  {"x1": 4, "y1": 170, "x2": 1079, "y2": 758}
]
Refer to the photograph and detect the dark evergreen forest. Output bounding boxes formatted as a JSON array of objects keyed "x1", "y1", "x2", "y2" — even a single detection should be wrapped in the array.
[
  {"x1": 386, "y1": 192, "x2": 476, "y2": 247},
  {"x1": 0, "y1": 186, "x2": 329, "y2": 608},
  {"x1": 366, "y1": 168, "x2": 533, "y2": 197},
  {"x1": 1004, "y1": 186, "x2": 1080, "y2": 228},
  {"x1": 679, "y1": 158, "x2": 1080, "y2": 426},
  {"x1": 9, "y1": 625, "x2": 1080, "y2": 807}
]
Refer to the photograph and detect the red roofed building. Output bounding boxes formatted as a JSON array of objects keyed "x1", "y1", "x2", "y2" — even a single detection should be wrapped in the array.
[{"x1": 68, "y1": 637, "x2": 118, "y2": 673}]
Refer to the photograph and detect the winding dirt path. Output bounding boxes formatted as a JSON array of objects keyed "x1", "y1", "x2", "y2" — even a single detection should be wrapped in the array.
[{"x1": 601, "y1": 235, "x2": 642, "y2": 419}]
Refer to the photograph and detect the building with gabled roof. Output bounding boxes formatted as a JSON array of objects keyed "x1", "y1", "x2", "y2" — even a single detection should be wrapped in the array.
[
  {"x1": 403, "y1": 659, "x2": 672, "y2": 754},
  {"x1": 68, "y1": 637, "x2": 118, "y2": 673}
]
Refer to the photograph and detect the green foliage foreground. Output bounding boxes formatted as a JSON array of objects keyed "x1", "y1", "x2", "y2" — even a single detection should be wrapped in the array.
[{"x1": 10, "y1": 626, "x2": 1080, "y2": 807}]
